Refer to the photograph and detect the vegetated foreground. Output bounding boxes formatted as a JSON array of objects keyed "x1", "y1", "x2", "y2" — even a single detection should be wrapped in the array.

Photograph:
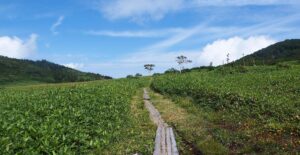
[
  {"x1": 0, "y1": 78, "x2": 155, "y2": 154},
  {"x1": 151, "y1": 63, "x2": 300, "y2": 153},
  {"x1": 1, "y1": 62, "x2": 300, "y2": 154}
]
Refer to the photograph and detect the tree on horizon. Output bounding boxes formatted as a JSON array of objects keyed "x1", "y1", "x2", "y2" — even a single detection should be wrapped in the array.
[
  {"x1": 144, "y1": 64, "x2": 155, "y2": 75},
  {"x1": 176, "y1": 55, "x2": 192, "y2": 73}
]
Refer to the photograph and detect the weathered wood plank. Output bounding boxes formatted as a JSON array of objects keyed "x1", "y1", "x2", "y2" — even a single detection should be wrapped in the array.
[
  {"x1": 166, "y1": 127, "x2": 172, "y2": 155},
  {"x1": 154, "y1": 126, "x2": 162, "y2": 155},
  {"x1": 170, "y1": 128, "x2": 179, "y2": 155},
  {"x1": 161, "y1": 125, "x2": 166, "y2": 155},
  {"x1": 143, "y1": 88, "x2": 179, "y2": 155},
  {"x1": 143, "y1": 88, "x2": 151, "y2": 100}
]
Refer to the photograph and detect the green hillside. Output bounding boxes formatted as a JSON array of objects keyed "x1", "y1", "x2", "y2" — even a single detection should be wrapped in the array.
[
  {"x1": 233, "y1": 39, "x2": 300, "y2": 66},
  {"x1": 0, "y1": 56, "x2": 111, "y2": 85},
  {"x1": 152, "y1": 64, "x2": 300, "y2": 154}
]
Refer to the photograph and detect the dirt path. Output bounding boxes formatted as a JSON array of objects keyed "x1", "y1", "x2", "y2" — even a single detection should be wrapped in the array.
[{"x1": 143, "y1": 88, "x2": 179, "y2": 155}]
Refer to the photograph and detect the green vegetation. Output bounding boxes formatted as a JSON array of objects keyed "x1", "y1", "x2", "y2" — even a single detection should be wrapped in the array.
[
  {"x1": 0, "y1": 56, "x2": 111, "y2": 85},
  {"x1": 148, "y1": 89, "x2": 228, "y2": 154},
  {"x1": 151, "y1": 64, "x2": 300, "y2": 153},
  {"x1": 0, "y1": 78, "x2": 155, "y2": 154},
  {"x1": 233, "y1": 39, "x2": 300, "y2": 65},
  {"x1": 1, "y1": 40, "x2": 299, "y2": 154}
]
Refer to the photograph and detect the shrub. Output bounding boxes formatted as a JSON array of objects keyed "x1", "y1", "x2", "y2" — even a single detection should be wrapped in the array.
[{"x1": 276, "y1": 63, "x2": 291, "y2": 69}]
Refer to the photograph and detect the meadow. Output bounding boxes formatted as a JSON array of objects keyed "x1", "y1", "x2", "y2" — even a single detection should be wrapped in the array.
[
  {"x1": 151, "y1": 63, "x2": 300, "y2": 153},
  {"x1": 0, "y1": 79, "x2": 155, "y2": 154},
  {"x1": 1, "y1": 62, "x2": 299, "y2": 154}
]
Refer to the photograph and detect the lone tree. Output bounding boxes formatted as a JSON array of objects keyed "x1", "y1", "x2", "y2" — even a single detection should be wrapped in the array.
[
  {"x1": 144, "y1": 64, "x2": 155, "y2": 75},
  {"x1": 135, "y1": 73, "x2": 142, "y2": 77},
  {"x1": 176, "y1": 55, "x2": 192, "y2": 73},
  {"x1": 226, "y1": 53, "x2": 230, "y2": 64},
  {"x1": 242, "y1": 53, "x2": 245, "y2": 66}
]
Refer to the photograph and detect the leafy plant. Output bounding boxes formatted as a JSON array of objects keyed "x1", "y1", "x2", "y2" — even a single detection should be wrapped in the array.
[{"x1": 0, "y1": 78, "x2": 151, "y2": 154}]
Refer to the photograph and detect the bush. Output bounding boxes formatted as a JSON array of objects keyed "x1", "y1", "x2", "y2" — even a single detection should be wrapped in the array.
[
  {"x1": 153, "y1": 73, "x2": 162, "y2": 76},
  {"x1": 234, "y1": 66, "x2": 248, "y2": 73},
  {"x1": 276, "y1": 63, "x2": 291, "y2": 69},
  {"x1": 126, "y1": 75, "x2": 135, "y2": 78},
  {"x1": 135, "y1": 73, "x2": 143, "y2": 77},
  {"x1": 165, "y1": 68, "x2": 180, "y2": 74}
]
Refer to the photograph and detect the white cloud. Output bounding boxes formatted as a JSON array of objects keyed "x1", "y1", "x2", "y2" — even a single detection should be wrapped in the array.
[
  {"x1": 143, "y1": 12, "x2": 300, "y2": 52},
  {"x1": 85, "y1": 28, "x2": 184, "y2": 38},
  {"x1": 0, "y1": 34, "x2": 38, "y2": 59},
  {"x1": 50, "y1": 16, "x2": 64, "y2": 35},
  {"x1": 63, "y1": 63, "x2": 84, "y2": 69},
  {"x1": 197, "y1": 36, "x2": 276, "y2": 65},
  {"x1": 123, "y1": 34, "x2": 276, "y2": 68},
  {"x1": 98, "y1": 0, "x2": 184, "y2": 21},
  {"x1": 94, "y1": 0, "x2": 299, "y2": 21},
  {"x1": 83, "y1": 50, "x2": 200, "y2": 77},
  {"x1": 144, "y1": 25, "x2": 206, "y2": 51},
  {"x1": 192, "y1": 0, "x2": 300, "y2": 6},
  {"x1": 88, "y1": 36, "x2": 276, "y2": 77},
  {"x1": 119, "y1": 51, "x2": 197, "y2": 65}
]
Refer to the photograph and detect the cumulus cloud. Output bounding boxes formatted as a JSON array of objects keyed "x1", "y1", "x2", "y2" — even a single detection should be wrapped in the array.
[
  {"x1": 0, "y1": 34, "x2": 38, "y2": 58},
  {"x1": 50, "y1": 16, "x2": 64, "y2": 35},
  {"x1": 63, "y1": 63, "x2": 84, "y2": 69},
  {"x1": 97, "y1": 36, "x2": 276, "y2": 77},
  {"x1": 197, "y1": 36, "x2": 276, "y2": 65},
  {"x1": 123, "y1": 35, "x2": 276, "y2": 67},
  {"x1": 143, "y1": 36, "x2": 277, "y2": 68},
  {"x1": 70, "y1": 36, "x2": 276, "y2": 78},
  {"x1": 99, "y1": 0, "x2": 184, "y2": 21}
]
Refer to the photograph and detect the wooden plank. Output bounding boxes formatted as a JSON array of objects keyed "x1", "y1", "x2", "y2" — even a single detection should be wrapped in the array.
[
  {"x1": 154, "y1": 126, "x2": 162, "y2": 155},
  {"x1": 143, "y1": 88, "x2": 150, "y2": 100},
  {"x1": 143, "y1": 88, "x2": 179, "y2": 155},
  {"x1": 161, "y1": 125, "x2": 166, "y2": 155},
  {"x1": 170, "y1": 128, "x2": 179, "y2": 155},
  {"x1": 166, "y1": 127, "x2": 172, "y2": 155}
]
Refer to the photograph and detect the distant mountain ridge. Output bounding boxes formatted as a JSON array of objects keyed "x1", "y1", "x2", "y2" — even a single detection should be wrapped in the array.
[
  {"x1": 233, "y1": 39, "x2": 300, "y2": 65},
  {"x1": 0, "y1": 56, "x2": 111, "y2": 85}
]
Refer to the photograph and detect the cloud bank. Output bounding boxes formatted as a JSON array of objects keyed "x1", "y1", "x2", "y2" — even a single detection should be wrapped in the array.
[
  {"x1": 134, "y1": 36, "x2": 276, "y2": 67},
  {"x1": 85, "y1": 35, "x2": 277, "y2": 77},
  {"x1": 0, "y1": 34, "x2": 38, "y2": 59},
  {"x1": 197, "y1": 36, "x2": 276, "y2": 65}
]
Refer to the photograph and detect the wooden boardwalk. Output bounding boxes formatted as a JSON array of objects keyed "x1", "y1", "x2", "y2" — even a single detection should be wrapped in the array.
[{"x1": 143, "y1": 88, "x2": 179, "y2": 155}]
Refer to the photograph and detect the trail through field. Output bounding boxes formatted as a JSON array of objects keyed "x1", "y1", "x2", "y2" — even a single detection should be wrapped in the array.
[{"x1": 143, "y1": 88, "x2": 179, "y2": 155}]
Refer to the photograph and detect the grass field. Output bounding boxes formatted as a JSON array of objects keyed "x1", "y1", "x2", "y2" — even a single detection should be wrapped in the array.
[
  {"x1": 0, "y1": 78, "x2": 155, "y2": 154},
  {"x1": 151, "y1": 64, "x2": 300, "y2": 153},
  {"x1": 1, "y1": 63, "x2": 299, "y2": 154}
]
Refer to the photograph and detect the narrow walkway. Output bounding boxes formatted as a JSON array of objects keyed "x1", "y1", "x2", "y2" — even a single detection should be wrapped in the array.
[{"x1": 143, "y1": 88, "x2": 179, "y2": 155}]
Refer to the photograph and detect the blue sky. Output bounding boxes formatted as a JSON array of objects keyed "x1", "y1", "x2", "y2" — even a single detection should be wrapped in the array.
[{"x1": 0, "y1": 0, "x2": 300, "y2": 77}]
